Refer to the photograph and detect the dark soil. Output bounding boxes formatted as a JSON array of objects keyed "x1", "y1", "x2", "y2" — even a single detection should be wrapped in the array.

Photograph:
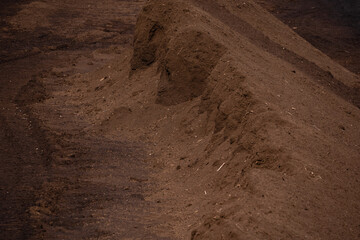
[{"x1": 256, "y1": 0, "x2": 360, "y2": 74}]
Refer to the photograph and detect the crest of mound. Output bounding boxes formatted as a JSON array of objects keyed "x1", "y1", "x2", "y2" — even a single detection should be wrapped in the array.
[{"x1": 131, "y1": 0, "x2": 226, "y2": 105}]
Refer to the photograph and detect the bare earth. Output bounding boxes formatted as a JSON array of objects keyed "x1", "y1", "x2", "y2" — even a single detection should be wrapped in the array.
[{"x1": 0, "y1": 0, "x2": 359, "y2": 239}]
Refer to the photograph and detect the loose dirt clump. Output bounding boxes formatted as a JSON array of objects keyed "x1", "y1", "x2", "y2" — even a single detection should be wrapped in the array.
[
  {"x1": 156, "y1": 30, "x2": 226, "y2": 105},
  {"x1": 15, "y1": 76, "x2": 49, "y2": 105},
  {"x1": 131, "y1": 1, "x2": 226, "y2": 105}
]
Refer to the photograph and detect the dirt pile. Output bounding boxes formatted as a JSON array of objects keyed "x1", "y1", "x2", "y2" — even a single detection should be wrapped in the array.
[
  {"x1": 131, "y1": 3, "x2": 226, "y2": 105},
  {"x1": 64, "y1": 0, "x2": 360, "y2": 239}
]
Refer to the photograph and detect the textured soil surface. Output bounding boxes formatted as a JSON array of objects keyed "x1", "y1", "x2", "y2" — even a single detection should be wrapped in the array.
[
  {"x1": 256, "y1": 0, "x2": 360, "y2": 74},
  {"x1": 1, "y1": 0, "x2": 359, "y2": 239}
]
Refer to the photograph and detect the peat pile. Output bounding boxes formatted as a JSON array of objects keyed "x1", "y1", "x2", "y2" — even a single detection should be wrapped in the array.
[{"x1": 69, "y1": 0, "x2": 360, "y2": 239}]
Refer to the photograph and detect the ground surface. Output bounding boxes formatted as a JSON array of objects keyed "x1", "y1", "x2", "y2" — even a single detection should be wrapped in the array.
[
  {"x1": 0, "y1": 0, "x2": 359, "y2": 239},
  {"x1": 256, "y1": 0, "x2": 360, "y2": 74},
  {"x1": 0, "y1": 0, "x2": 172, "y2": 239}
]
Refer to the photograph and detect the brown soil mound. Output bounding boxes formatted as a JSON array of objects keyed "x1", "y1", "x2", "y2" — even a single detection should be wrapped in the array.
[
  {"x1": 8, "y1": 0, "x2": 360, "y2": 239},
  {"x1": 79, "y1": 0, "x2": 357, "y2": 238}
]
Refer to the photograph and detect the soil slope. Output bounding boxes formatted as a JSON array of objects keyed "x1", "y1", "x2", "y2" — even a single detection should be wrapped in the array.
[
  {"x1": 1, "y1": 0, "x2": 359, "y2": 239},
  {"x1": 70, "y1": 0, "x2": 359, "y2": 239}
]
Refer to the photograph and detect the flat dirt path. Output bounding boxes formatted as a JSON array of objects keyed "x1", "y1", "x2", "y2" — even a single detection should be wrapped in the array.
[{"x1": 0, "y1": 1, "x2": 173, "y2": 239}]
